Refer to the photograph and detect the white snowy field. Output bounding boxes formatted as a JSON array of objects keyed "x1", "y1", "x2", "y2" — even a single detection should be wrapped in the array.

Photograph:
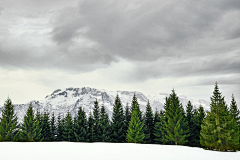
[{"x1": 0, "y1": 142, "x2": 239, "y2": 160}]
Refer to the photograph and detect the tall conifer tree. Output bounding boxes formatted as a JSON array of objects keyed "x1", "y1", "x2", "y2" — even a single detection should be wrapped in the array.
[
  {"x1": 50, "y1": 113, "x2": 56, "y2": 141},
  {"x1": 63, "y1": 112, "x2": 74, "y2": 141},
  {"x1": 56, "y1": 114, "x2": 64, "y2": 141},
  {"x1": 154, "y1": 110, "x2": 166, "y2": 144},
  {"x1": 41, "y1": 111, "x2": 51, "y2": 141},
  {"x1": 123, "y1": 103, "x2": 131, "y2": 138},
  {"x1": 21, "y1": 103, "x2": 42, "y2": 141},
  {"x1": 186, "y1": 101, "x2": 194, "y2": 144},
  {"x1": 74, "y1": 107, "x2": 88, "y2": 142},
  {"x1": 99, "y1": 105, "x2": 111, "y2": 142},
  {"x1": 0, "y1": 98, "x2": 19, "y2": 141},
  {"x1": 144, "y1": 100, "x2": 154, "y2": 143},
  {"x1": 164, "y1": 89, "x2": 189, "y2": 145},
  {"x1": 200, "y1": 82, "x2": 239, "y2": 151},
  {"x1": 92, "y1": 99, "x2": 101, "y2": 141},
  {"x1": 88, "y1": 112, "x2": 96, "y2": 142},
  {"x1": 111, "y1": 94, "x2": 125, "y2": 142},
  {"x1": 126, "y1": 110, "x2": 145, "y2": 143}
]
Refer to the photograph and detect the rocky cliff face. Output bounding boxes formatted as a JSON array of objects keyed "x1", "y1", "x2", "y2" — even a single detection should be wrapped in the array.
[{"x1": 0, "y1": 87, "x2": 209, "y2": 122}]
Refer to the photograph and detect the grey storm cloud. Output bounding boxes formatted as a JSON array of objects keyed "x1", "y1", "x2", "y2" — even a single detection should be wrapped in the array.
[{"x1": 0, "y1": 0, "x2": 240, "y2": 79}]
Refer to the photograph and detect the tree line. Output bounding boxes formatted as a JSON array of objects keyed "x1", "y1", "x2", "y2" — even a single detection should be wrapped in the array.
[{"x1": 0, "y1": 82, "x2": 239, "y2": 151}]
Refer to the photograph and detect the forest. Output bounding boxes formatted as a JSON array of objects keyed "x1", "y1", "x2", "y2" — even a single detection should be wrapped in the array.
[{"x1": 0, "y1": 82, "x2": 239, "y2": 152}]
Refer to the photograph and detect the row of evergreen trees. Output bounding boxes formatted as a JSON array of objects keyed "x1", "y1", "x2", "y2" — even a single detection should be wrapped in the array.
[{"x1": 0, "y1": 83, "x2": 239, "y2": 151}]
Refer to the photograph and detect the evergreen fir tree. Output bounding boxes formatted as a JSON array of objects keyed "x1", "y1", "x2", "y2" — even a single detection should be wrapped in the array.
[
  {"x1": 154, "y1": 110, "x2": 166, "y2": 144},
  {"x1": 123, "y1": 103, "x2": 131, "y2": 139},
  {"x1": 99, "y1": 105, "x2": 111, "y2": 142},
  {"x1": 73, "y1": 107, "x2": 88, "y2": 142},
  {"x1": 56, "y1": 114, "x2": 64, "y2": 141},
  {"x1": 131, "y1": 93, "x2": 142, "y2": 120},
  {"x1": 50, "y1": 113, "x2": 56, "y2": 141},
  {"x1": 152, "y1": 110, "x2": 160, "y2": 142},
  {"x1": 229, "y1": 94, "x2": 240, "y2": 149},
  {"x1": 111, "y1": 94, "x2": 125, "y2": 142},
  {"x1": 63, "y1": 112, "x2": 74, "y2": 141},
  {"x1": 192, "y1": 105, "x2": 205, "y2": 145},
  {"x1": 200, "y1": 82, "x2": 239, "y2": 151},
  {"x1": 92, "y1": 99, "x2": 101, "y2": 141},
  {"x1": 126, "y1": 110, "x2": 145, "y2": 143},
  {"x1": 143, "y1": 100, "x2": 154, "y2": 143},
  {"x1": 88, "y1": 112, "x2": 97, "y2": 142},
  {"x1": 186, "y1": 101, "x2": 195, "y2": 144},
  {"x1": 35, "y1": 109, "x2": 43, "y2": 141},
  {"x1": 20, "y1": 103, "x2": 42, "y2": 141},
  {"x1": 41, "y1": 111, "x2": 51, "y2": 141},
  {"x1": 0, "y1": 97, "x2": 19, "y2": 141},
  {"x1": 164, "y1": 89, "x2": 189, "y2": 145}
]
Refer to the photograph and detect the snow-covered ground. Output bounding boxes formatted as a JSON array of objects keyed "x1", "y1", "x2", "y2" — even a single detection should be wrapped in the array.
[{"x1": 0, "y1": 142, "x2": 239, "y2": 160}]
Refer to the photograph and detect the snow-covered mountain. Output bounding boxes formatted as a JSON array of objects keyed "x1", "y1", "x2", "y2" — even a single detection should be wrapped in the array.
[{"x1": 0, "y1": 87, "x2": 210, "y2": 122}]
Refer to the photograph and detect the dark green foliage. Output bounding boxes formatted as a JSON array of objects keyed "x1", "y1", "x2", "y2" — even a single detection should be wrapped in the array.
[
  {"x1": 123, "y1": 103, "x2": 131, "y2": 139},
  {"x1": 131, "y1": 93, "x2": 142, "y2": 120},
  {"x1": 0, "y1": 97, "x2": 19, "y2": 141},
  {"x1": 154, "y1": 110, "x2": 166, "y2": 144},
  {"x1": 41, "y1": 111, "x2": 51, "y2": 141},
  {"x1": 164, "y1": 90, "x2": 190, "y2": 145},
  {"x1": 63, "y1": 112, "x2": 74, "y2": 141},
  {"x1": 50, "y1": 113, "x2": 56, "y2": 141},
  {"x1": 191, "y1": 105, "x2": 205, "y2": 145},
  {"x1": 126, "y1": 110, "x2": 145, "y2": 143},
  {"x1": 111, "y1": 94, "x2": 125, "y2": 142},
  {"x1": 200, "y1": 82, "x2": 239, "y2": 151},
  {"x1": 143, "y1": 100, "x2": 154, "y2": 143},
  {"x1": 88, "y1": 112, "x2": 97, "y2": 142},
  {"x1": 56, "y1": 114, "x2": 64, "y2": 141},
  {"x1": 20, "y1": 103, "x2": 42, "y2": 141},
  {"x1": 93, "y1": 99, "x2": 101, "y2": 141},
  {"x1": 74, "y1": 107, "x2": 88, "y2": 142},
  {"x1": 99, "y1": 105, "x2": 111, "y2": 142},
  {"x1": 186, "y1": 101, "x2": 194, "y2": 144},
  {"x1": 229, "y1": 94, "x2": 240, "y2": 148}
]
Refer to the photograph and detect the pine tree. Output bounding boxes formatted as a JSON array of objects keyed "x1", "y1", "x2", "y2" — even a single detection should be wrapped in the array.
[
  {"x1": 154, "y1": 110, "x2": 166, "y2": 144},
  {"x1": 41, "y1": 111, "x2": 51, "y2": 141},
  {"x1": 186, "y1": 101, "x2": 194, "y2": 144},
  {"x1": 50, "y1": 113, "x2": 56, "y2": 141},
  {"x1": 200, "y1": 82, "x2": 239, "y2": 151},
  {"x1": 20, "y1": 103, "x2": 42, "y2": 141},
  {"x1": 123, "y1": 103, "x2": 131, "y2": 139},
  {"x1": 99, "y1": 105, "x2": 111, "y2": 142},
  {"x1": 143, "y1": 100, "x2": 154, "y2": 143},
  {"x1": 126, "y1": 110, "x2": 145, "y2": 143},
  {"x1": 35, "y1": 109, "x2": 43, "y2": 141},
  {"x1": 63, "y1": 112, "x2": 74, "y2": 141},
  {"x1": 131, "y1": 93, "x2": 142, "y2": 120},
  {"x1": 88, "y1": 112, "x2": 96, "y2": 142},
  {"x1": 111, "y1": 94, "x2": 125, "y2": 142},
  {"x1": 229, "y1": 94, "x2": 240, "y2": 149},
  {"x1": 192, "y1": 105, "x2": 205, "y2": 145},
  {"x1": 164, "y1": 89, "x2": 189, "y2": 145},
  {"x1": 56, "y1": 114, "x2": 64, "y2": 141},
  {"x1": 92, "y1": 99, "x2": 101, "y2": 141},
  {"x1": 152, "y1": 110, "x2": 160, "y2": 142},
  {"x1": 0, "y1": 97, "x2": 19, "y2": 141},
  {"x1": 74, "y1": 107, "x2": 88, "y2": 142}
]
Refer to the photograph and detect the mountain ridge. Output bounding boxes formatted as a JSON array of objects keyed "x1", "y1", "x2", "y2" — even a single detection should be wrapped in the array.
[{"x1": 0, "y1": 87, "x2": 210, "y2": 122}]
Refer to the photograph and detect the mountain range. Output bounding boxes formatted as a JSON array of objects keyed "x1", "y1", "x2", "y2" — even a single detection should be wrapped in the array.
[{"x1": 0, "y1": 87, "x2": 210, "y2": 122}]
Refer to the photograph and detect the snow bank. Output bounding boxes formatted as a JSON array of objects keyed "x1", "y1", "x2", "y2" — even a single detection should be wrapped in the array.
[{"x1": 0, "y1": 142, "x2": 239, "y2": 160}]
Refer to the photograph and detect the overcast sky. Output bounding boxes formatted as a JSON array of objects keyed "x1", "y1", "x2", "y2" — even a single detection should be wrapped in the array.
[{"x1": 0, "y1": 0, "x2": 239, "y2": 106}]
